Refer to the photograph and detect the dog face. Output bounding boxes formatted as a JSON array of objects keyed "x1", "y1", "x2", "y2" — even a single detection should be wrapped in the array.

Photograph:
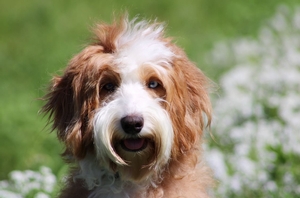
[{"x1": 43, "y1": 17, "x2": 211, "y2": 183}]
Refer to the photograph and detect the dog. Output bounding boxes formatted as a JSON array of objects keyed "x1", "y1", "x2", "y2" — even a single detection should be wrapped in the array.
[{"x1": 42, "y1": 15, "x2": 213, "y2": 198}]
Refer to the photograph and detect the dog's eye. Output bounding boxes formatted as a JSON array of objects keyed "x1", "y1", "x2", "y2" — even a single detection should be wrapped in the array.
[
  {"x1": 148, "y1": 81, "x2": 159, "y2": 89},
  {"x1": 99, "y1": 81, "x2": 118, "y2": 98},
  {"x1": 103, "y1": 83, "x2": 116, "y2": 92},
  {"x1": 146, "y1": 79, "x2": 166, "y2": 98}
]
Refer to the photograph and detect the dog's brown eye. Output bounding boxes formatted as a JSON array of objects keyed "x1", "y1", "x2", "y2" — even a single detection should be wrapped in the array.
[
  {"x1": 103, "y1": 83, "x2": 116, "y2": 92},
  {"x1": 148, "y1": 81, "x2": 159, "y2": 89}
]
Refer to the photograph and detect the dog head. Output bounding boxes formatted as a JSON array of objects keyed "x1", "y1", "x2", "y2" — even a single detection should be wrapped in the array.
[{"x1": 43, "y1": 16, "x2": 211, "y2": 183}]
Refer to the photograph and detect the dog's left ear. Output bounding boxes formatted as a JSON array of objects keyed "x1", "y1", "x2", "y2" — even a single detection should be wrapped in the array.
[{"x1": 166, "y1": 46, "x2": 212, "y2": 158}]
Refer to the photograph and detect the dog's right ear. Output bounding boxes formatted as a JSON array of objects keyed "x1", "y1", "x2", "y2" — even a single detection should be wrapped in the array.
[
  {"x1": 42, "y1": 45, "x2": 109, "y2": 159},
  {"x1": 42, "y1": 75, "x2": 75, "y2": 141}
]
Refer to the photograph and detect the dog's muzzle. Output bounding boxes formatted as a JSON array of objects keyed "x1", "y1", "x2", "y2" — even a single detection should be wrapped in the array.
[{"x1": 120, "y1": 115, "x2": 149, "y2": 152}]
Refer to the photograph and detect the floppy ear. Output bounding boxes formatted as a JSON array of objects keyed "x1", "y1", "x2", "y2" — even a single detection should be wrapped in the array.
[
  {"x1": 42, "y1": 48, "x2": 102, "y2": 159},
  {"x1": 43, "y1": 75, "x2": 74, "y2": 138},
  {"x1": 166, "y1": 46, "x2": 212, "y2": 159},
  {"x1": 180, "y1": 57, "x2": 212, "y2": 129},
  {"x1": 43, "y1": 70, "x2": 96, "y2": 159},
  {"x1": 42, "y1": 74, "x2": 84, "y2": 157}
]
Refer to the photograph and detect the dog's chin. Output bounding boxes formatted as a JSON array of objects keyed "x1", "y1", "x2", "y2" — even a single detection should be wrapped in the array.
[{"x1": 113, "y1": 137, "x2": 157, "y2": 182}]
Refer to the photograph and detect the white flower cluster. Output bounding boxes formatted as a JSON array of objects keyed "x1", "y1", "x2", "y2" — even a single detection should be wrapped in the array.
[
  {"x1": 0, "y1": 167, "x2": 56, "y2": 198},
  {"x1": 205, "y1": 5, "x2": 300, "y2": 197}
]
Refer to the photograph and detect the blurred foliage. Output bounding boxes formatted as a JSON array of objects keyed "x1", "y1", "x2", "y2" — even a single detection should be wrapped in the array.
[
  {"x1": 206, "y1": 5, "x2": 300, "y2": 197},
  {"x1": 1, "y1": 0, "x2": 300, "y2": 197}
]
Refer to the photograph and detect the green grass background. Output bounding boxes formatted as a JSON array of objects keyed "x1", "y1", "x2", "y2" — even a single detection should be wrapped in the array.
[{"x1": 0, "y1": 0, "x2": 299, "y2": 184}]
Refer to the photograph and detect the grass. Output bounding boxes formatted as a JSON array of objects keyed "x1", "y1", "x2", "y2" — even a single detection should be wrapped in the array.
[{"x1": 0, "y1": 0, "x2": 299, "y2": 193}]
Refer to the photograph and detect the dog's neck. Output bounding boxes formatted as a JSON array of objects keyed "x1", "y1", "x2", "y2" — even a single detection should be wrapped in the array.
[
  {"x1": 74, "y1": 153, "x2": 158, "y2": 198},
  {"x1": 71, "y1": 147, "x2": 210, "y2": 198}
]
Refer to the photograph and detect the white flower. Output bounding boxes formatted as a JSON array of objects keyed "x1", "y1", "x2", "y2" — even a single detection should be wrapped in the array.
[
  {"x1": 0, "y1": 167, "x2": 57, "y2": 197},
  {"x1": 205, "y1": 4, "x2": 300, "y2": 197},
  {"x1": 0, "y1": 190, "x2": 22, "y2": 198},
  {"x1": 35, "y1": 192, "x2": 50, "y2": 198}
]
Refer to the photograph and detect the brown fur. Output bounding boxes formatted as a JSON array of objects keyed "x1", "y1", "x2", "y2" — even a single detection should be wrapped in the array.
[{"x1": 43, "y1": 16, "x2": 214, "y2": 197}]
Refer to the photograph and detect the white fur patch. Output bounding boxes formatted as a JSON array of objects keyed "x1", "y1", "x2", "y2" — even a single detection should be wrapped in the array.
[
  {"x1": 88, "y1": 18, "x2": 175, "y2": 197},
  {"x1": 113, "y1": 18, "x2": 174, "y2": 72},
  {"x1": 93, "y1": 82, "x2": 173, "y2": 166}
]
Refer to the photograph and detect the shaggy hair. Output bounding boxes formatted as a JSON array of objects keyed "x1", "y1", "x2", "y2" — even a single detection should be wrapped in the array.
[{"x1": 43, "y1": 16, "x2": 214, "y2": 198}]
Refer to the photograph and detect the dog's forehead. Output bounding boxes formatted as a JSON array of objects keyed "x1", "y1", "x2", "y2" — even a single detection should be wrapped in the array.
[
  {"x1": 113, "y1": 41, "x2": 173, "y2": 67},
  {"x1": 112, "y1": 21, "x2": 174, "y2": 77}
]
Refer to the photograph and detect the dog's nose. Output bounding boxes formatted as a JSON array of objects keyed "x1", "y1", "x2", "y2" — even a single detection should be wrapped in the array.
[{"x1": 121, "y1": 115, "x2": 144, "y2": 135}]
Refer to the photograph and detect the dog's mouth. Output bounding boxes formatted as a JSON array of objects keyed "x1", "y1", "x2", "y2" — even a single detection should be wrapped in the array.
[{"x1": 120, "y1": 138, "x2": 149, "y2": 152}]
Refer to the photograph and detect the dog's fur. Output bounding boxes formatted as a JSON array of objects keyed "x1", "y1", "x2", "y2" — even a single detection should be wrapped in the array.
[{"x1": 43, "y1": 16, "x2": 213, "y2": 198}]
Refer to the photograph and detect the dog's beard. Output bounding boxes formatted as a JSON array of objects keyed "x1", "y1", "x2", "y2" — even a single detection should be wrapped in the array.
[{"x1": 93, "y1": 97, "x2": 173, "y2": 183}]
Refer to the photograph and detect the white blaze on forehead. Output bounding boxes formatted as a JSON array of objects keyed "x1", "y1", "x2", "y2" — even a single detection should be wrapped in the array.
[
  {"x1": 106, "y1": 80, "x2": 154, "y2": 120},
  {"x1": 113, "y1": 18, "x2": 174, "y2": 72}
]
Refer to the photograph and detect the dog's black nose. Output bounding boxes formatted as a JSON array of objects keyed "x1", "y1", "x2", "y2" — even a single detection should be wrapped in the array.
[{"x1": 121, "y1": 115, "x2": 144, "y2": 135}]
